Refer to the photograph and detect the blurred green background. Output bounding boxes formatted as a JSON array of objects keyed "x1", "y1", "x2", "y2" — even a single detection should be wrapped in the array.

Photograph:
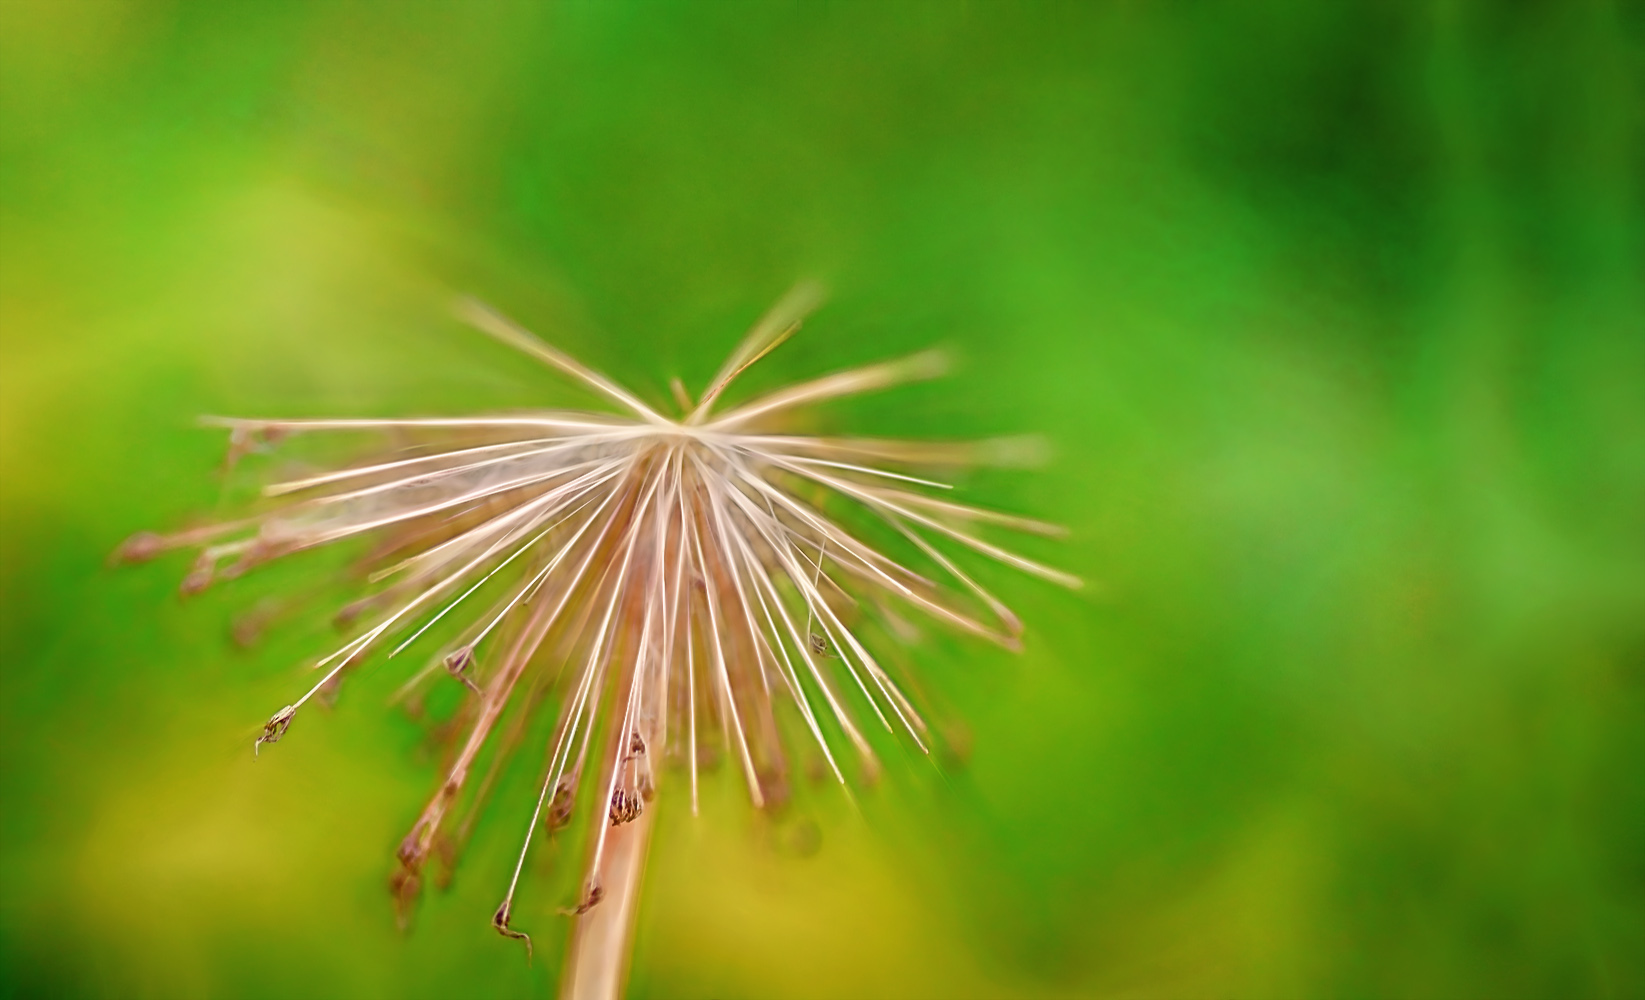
[{"x1": 2, "y1": 2, "x2": 1641, "y2": 997}]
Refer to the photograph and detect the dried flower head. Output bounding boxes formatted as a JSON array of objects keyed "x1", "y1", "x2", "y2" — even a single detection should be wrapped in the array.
[{"x1": 120, "y1": 283, "x2": 1077, "y2": 988}]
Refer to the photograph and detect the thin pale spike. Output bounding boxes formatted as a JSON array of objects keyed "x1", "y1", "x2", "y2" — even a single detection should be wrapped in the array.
[
  {"x1": 400, "y1": 559, "x2": 565, "y2": 871},
  {"x1": 749, "y1": 433, "x2": 1048, "y2": 469},
  {"x1": 801, "y1": 571, "x2": 930, "y2": 751},
  {"x1": 725, "y1": 469, "x2": 909, "y2": 608},
  {"x1": 277, "y1": 461, "x2": 598, "y2": 569},
  {"x1": 699, "y1": 471, "x2": 778, "y2": 700},
  {"x1": 287, "y1": 456, "x2": 615, "y2": 551},
  {"x1": 796, "y1": 560, "x2": 926, "y2": 746},
  {"x1": 864, "y1": 491, "x2": 1083, "y2": 591},
  {"x1": 765, "y1": 456, "x2": 1084, "y2": 590},
  {"x1": 388, "y1": 501, "x2": 580, "y2": 659},
  {"x1": 740, "y1": 504, "x2": 938, "y2": 744},
  {"x1": 726, "y1": 464, "x2": 983, "y2": 625},
  {"x1": 685, "y1": 493, "x2": 764, "y2": 807},
  {"x1": 588, "y1": 612, "x2": 652, "y2": 877},
  {"x1": 445, "y1": 633, "x2": 566, "y2": 863},
  {"x1": 682, "y1": 488, "x2": 741, "y2": 780},
  {"x1": 553, "y1": 552, "x2": 630, "y2": 824},
  {"x1": 392, "y1": 587, "x2": 528, "y2": 703},
  {"x1": 687, "y1": 280, "x2": 826, "y2": 424},
  {"x1": 333, "y1": 473, "x2": 618, "y2": 769},
  {"x1": 386, "y1": 479, "x2": 618, "y2": 657},
  {"x1": 657, "y1": 452, "x2": 685, "y2": 753},
  {"x1": 453, "y1": 297, "x2": 671, "y2": 427},
  {"x1": 770, "y1": 454, "x2": 953, "y2": 490},
  {"x1": 264, "y1": 437, "x2": 562, "y2": 497},
  {"x1": 707, "y1": 349, "x2": 948, "y2": 430},
  {"x1": 699, "y1": 463, "x2": 794, "y2": 706},
  {"x1": 467, "y1": 488, "x2": 623, "y2": 649},
  {"x1": 701, "y1": 439, "x2": 933, "y2": 588},
  {"x1": 718, "y1": 468, "x2": 1006, "y2": 647},
  {"x1": 726, "y1": 507, "x2": 848, "y2": 781},
  {"x1": 296, "y1": 634, "x2": 372, "y2": 704},
  {"x1": 285, "y1": 433, "x2": 635, "y2": 511},
  {"x1": 734, "y1": 542, "x2": 799, "y2": 703},
  {"x1": 495, "y1": 618, "x2": 604, "y2": 951},
  {"x1": 760, "y1": 569, "x2": 885, "y2": 764},
  {"x1": 684, "y1": 544, "x2": 699, "y2": 815},
  {"x1": 697, "y1": 455, "x2": 896, "y2": 740},
  {"x1": 496, "y1": 519, "x2": 637, "y2": 938},
  {"x1": 554, "y1": 466, "x2": 665, "y2": 877},
  {"x1": 888, "y1": 515, "x2": 1022, "y2": 639},
  {"x1": 498, "y1": 459, "x2": 665, "y2": 925},
  {"x1": 669, "y1": 377, "x2": 694, "y2": 414},
  {"x1": 625, "y1": 510, "x2": 667, "y2": 749},
  {"x1": 801, "y1": 537, "x2": 825, "y2": 645},
  {"x1": 372, "y1": 459, "x2": 626, "y2": 584},
  {"x1": 719, "y1": 455, "x2": 934, "y2": 591},
  {"x1": 860, "y1": 486, "x2": 1068, "y2": 538},
  {"x1": 628, "y1": 444, "x2": 681, "y2": 756},
  {"x1": 202, "y1": 414, "x2": 621, "y2": 433},
  {"x1": 306, "y1": 466, "x2": 620, "y2": 685},
  {"x1": 348, "y1": 498, "x2": 494, "y2": 582},
  {"x1": 734, "y1": 485, "x2": 931, "y2": 746},
  {"x1": 314, "y1": 531, "x2": 519, "y2": 672},
  {"x1": 751, "y1": 491, "x2": 876, "y2": 610}
]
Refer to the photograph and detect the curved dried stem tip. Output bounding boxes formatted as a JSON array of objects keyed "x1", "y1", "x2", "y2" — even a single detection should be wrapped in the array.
[
  {"x1": 492, "y1": 900, "x2": 533, "y2": 960},
  {"x1": 254, "y1": 705, "x2": 296, "y2": 757},
  {"x1": 559, "y1": 883, "x2": 604, "y2": 917}
]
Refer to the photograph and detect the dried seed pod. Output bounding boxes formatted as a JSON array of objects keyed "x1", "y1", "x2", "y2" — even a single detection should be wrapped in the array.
[{"x1": 126, "y1": 284, "x2": 1076, "y2": 979}]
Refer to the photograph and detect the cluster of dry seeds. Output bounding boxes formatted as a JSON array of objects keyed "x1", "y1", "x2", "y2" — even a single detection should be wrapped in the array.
[{"x1": 120, "y1": 284, "x2": 1077, "y2": 972}]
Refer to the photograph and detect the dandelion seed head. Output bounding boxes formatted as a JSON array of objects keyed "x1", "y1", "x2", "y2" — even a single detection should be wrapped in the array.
[{"x1": 123, "y1": 284, "x2": 1077, "y2": 956}]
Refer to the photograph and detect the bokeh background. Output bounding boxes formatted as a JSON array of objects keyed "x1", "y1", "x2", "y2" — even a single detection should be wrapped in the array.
[{"x1": 3, "y1": 2, "x2": 1642, "y2": 997}]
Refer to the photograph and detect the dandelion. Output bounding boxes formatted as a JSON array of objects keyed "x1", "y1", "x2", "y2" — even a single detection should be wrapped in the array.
[{"x1": 119, "y1": 283, "x2": 1078, "y2": 997}]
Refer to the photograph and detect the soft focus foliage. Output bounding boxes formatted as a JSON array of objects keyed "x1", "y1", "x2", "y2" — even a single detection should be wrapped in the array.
[{"x1": 1, "y1": 2, "x2": 1641, "y2": 998}]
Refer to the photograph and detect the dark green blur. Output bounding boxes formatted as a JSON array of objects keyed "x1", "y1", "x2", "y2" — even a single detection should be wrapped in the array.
[{"x1": 2, "y1": 2, "x2": 1641, "y2": 997}]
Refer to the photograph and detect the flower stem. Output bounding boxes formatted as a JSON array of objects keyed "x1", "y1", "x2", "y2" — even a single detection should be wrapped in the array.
[{"x1": 561, "y1": 808, "x2": 654, "y2": 1000}]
